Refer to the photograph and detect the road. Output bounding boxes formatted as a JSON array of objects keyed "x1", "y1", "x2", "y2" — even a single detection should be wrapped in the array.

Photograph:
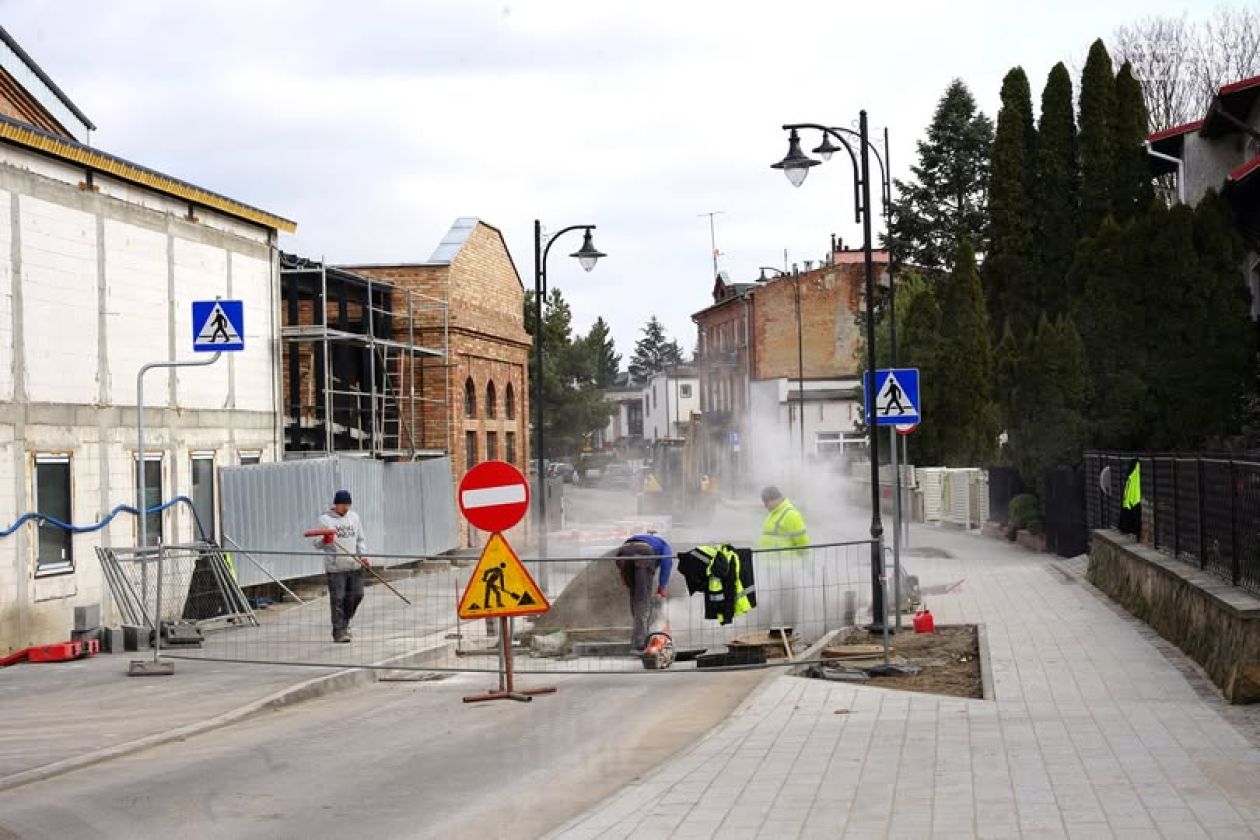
[{"x1": 0, "y1": 668, "x2": 764, "y2": 840}]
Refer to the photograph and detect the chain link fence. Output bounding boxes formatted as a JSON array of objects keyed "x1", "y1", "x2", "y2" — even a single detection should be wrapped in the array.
[
  {"x1": 125, "y1": 541, "x2": 879, "y2": 675},
  {"x1": 1086, "y1": 450, "x2": 1260, "y2": 595}
]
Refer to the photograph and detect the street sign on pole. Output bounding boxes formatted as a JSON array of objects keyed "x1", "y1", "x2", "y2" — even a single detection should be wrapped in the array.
[
  {"x1": 895, "y1": 421, "x2": 919, "y2": 435},
  {"x1": 192, "y1": 300, "x2": 245, "y2": 352},
  {"x1": 457, "y1": 532, "x2": 549, "y2": 620},
  {"x1": 864, "y1": 368, "x2": 921, "y2": 426},
  {"x1": 459, "y1": 460, "x2": 531, "y2": 533}
]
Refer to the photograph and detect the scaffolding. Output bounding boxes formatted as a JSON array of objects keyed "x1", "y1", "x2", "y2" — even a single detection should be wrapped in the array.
[{"x1": 279, "y1": 253, "x2": 450, "y2": 460}]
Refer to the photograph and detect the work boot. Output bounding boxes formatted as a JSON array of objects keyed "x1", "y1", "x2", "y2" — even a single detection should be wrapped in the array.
[{"x1": 333, "y1": 630, "x2": 350, "y2": 643}]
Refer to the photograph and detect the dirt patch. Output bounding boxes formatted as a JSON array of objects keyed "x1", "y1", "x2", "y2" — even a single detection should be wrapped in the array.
[{"x1": 822, "y1": 624, "x2": 982, "y2": 699}]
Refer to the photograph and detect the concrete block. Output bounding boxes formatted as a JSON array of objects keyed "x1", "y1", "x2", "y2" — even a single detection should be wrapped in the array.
[
  {"x1": 98, "y1": 626, "x2": 124, "y2": 653},
  {"x1": 73, "y1": 603, "x2": 100, "y2": 630},
  {"x1": 122, "y1": 624, "x2": 151, "y2": 651},
  {"x1": 70, "y1": 627, "x2": 101, "y2": 644}
]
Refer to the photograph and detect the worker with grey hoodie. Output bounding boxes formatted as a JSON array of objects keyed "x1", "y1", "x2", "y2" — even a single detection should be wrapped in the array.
[{"x1": 312, "y1": 489, "x2": 369, "y2": 643}]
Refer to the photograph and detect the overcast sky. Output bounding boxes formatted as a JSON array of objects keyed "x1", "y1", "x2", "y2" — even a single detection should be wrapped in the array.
[{"x1": 3, "y1": 0, "x2": 1207, "y2": 359}]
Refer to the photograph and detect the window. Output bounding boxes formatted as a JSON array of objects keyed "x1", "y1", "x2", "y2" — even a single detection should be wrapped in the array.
[
  {"x1": 652, "y1": 386, "x2": 657, "y2": 410},
  {"x1": 679, "y1": 384, "x2": 693, "y2": 399},
  {"x1": 505, "y1": 431, "x2": 516, "y2": 464},
  {"x1": 465, "y1": 430, "x2": 477, "y2": 471},
  {"x1": 486, "y1": 382, "x2": 497, "y2": 419},
  {"x1": 34, "y1": 455, "x2": 73, "y2": 576},
  {"x1": 191, "y1": 453, "x2": 216, "y2": 542},
  {"x1": 239, "y1": 450, "x2": 261, "y2": 466},
  {"x1": 136, "y1": 454, "x2": 163, "y2": 547},
  {"x1": 486, "y1": 431, "x2": 498, "y2": 461},
  {"x1": 505, "y1": 383, "x2": 516, "y2": 420},
  {"x1": 464, "y1": 378, "x2": 477, "y2": 419}
]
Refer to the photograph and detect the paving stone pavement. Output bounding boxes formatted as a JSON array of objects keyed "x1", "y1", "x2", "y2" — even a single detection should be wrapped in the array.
[{"x1": 547, "y1": 527, "x2": 1260, "y2": 840}]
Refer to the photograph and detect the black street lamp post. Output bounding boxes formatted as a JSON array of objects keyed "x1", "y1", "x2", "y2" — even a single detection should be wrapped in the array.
[
  {"x1": 532, "y1": 221, "x2": 604, "y2": 559},
  {"x1": 771, "y1": 112, "x2": 893, "y2": 632},
  {"x1": 757, "y1": 266, "x2": 805, "y2": 461}
]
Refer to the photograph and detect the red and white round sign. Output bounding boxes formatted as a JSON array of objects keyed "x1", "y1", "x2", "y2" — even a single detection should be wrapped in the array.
[
  {"x1": 896, "y1": 422, "x2": 919, "y2": 436},
  {"x1": 458, "y1": 460, "x2": 530, "y2": 533}
]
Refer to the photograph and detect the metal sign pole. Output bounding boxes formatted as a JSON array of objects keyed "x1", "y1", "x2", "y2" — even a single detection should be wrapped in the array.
[{"x1": 891, "y1": 426, "x2": 903, "y2": 632}]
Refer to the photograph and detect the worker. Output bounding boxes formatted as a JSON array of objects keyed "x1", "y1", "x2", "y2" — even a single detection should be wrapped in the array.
[
  {"x1": 312, "y1": 489, "x2": 369, "y2": 643},
  {"x1": 1118, "y1": 459, "x2": 1142, "y2": 538},
  {"x1": 614, "y1": 533, "x2": 673, "y2": 652},
  {"x1": 758, "y1": 486, "x2": 810, "y2": 553}
]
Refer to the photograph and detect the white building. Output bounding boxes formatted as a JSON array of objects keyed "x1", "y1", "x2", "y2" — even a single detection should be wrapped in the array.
[
  {"x1": 642, "y1": 367, "x2": 700, "y2": 441},
  {"x1": 748, "y1": 378, "x2": 866, "y2": 467},
  {"x1": 0, "y1": 28, "x2": 295, "y2": 652},
  {"x1": 595, "y1": 372, "x2": 644, "y2": 452}
]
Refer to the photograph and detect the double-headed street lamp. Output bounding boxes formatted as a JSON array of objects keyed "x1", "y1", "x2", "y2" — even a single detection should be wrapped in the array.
[
  {"x1": 533, "y1": 221, "x2": 605, "y2": 558},
  {"x1": 771, "y1": 111, "x2": 894, "y2": 632},
  {"x1": 756, "y1": 266, "x2": 805, "y2": 462}
]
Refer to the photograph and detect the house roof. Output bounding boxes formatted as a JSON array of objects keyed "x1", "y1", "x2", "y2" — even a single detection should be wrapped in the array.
[
  {"x1": 0, "y1": 25, "x2": 94, "y2": 138},
  {"x1": 1202, "y1": 74, "x2": 1260, "y2": 138},
  {"x1": 1230, "y1": 155, "x2": 1260, "y2": 184},
  {"x1": 0, "y1": 113, "x2": 295, "y2": 232},
  {"x1": 352, "y1": 217, "x2": 523, "y2": 288}
]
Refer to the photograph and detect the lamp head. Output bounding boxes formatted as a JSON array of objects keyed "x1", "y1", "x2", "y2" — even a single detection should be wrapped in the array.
[
  {"x1": 570, "y1": 229, "x2": 605, "y2": 272},
  {"x1": 770, "y1": 129, "x2": 819, "y2": 188}
]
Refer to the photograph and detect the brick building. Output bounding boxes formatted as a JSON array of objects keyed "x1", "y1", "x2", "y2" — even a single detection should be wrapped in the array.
[
  {"x1": 0, "y1": 27, "x2": 295, "y2": 652},
  {"x1": 692, "y1": 245, "x2": 889, "y2": 487},
  {"x1": 350, "y1": 218, "x2": 530, "y2": 545}
]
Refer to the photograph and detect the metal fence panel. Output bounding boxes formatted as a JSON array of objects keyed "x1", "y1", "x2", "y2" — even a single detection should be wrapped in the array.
[
  {"x1": 221, "y1": 456, "x2": 458, "y2": 586},
  {"x1": 1086, "y1": 450, "x2": 1260, "y2": 597}
]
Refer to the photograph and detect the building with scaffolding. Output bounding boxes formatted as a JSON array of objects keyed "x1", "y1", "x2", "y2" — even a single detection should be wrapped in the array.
[{"x1": 279, "y1": 254, "x2": 449, "y2": 460}]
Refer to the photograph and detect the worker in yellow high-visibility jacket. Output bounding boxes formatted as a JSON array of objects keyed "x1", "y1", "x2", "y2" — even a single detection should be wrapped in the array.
[
  {"x1": 758, "y1": 486, "x2": 810, "y2": 553},
  {"x1": 757, "y1": 485, "x2": 812, "y2": 639}
]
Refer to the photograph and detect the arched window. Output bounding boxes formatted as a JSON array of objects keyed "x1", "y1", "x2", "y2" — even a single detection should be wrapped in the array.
[
  {"x1": 505, "y1": 383, "x2": 516, "y2": 420},
  {"x1": 486, "y1": 382, "x2": 497, "y2": 419},
  {"x1": 464, "y1": 378, "x2": 476, "y2": 419}
]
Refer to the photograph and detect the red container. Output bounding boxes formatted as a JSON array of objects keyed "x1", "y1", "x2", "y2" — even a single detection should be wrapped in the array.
[{"x1": 913, "y1": 609, "x2": 935, "y2": 634}]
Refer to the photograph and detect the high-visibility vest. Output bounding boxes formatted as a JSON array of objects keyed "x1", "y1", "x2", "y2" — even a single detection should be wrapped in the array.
[
  {"x1": 692, "y1": 544, "x2": 752, "y2": 625},
  {"x1": 759, "y1": 499, "x2": 809, "y2": 551},
  {"x1": 1123, "y1": 463, "x2": 1141, "y2": 510}
]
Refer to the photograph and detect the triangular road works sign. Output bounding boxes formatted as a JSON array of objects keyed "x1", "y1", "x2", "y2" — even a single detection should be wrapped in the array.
[
  {"x1": 457, "y1": 532, "x2": 550, "y2": 620},
  {"x1": 875, "y1": 370, "x2": 919, "y2": 419}
]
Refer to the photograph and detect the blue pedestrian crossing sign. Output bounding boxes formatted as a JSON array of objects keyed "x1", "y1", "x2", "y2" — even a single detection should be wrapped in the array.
[
  {"x1": 864, "y1": 368, "x2": 921, "y2": 425},
  {"x1": 192, "y1": 300, "x2": 244, "y2": 352}
]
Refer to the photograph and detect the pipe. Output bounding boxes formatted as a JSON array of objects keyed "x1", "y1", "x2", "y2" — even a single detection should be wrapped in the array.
[{"x1": 1145, "y1": 143, "x2": 1185, "y2": 204}]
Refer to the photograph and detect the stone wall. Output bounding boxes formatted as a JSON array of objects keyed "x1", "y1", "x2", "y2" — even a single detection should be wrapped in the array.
[{"x1": 1088, "y1": 529, "x2": 1260, "y2": 703}]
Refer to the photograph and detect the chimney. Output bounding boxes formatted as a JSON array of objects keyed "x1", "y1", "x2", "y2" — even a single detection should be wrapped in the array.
[{"x1": 803, "y1": 260, "x2": 814, "y2": 271}]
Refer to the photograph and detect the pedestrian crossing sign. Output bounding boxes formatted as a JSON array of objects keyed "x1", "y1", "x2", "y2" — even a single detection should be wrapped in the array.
[
  {"x1": 192, "y1": 299, "x2": 245, "y2": 352},
  {"x1": 457, "y1": 532, "x2": 550, "y2": 620},
  {"x1": 864, "y1": 368, "x2": 921, "y2": 425}
]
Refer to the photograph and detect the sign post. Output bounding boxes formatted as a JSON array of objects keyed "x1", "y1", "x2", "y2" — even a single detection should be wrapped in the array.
[
  {"x1": 130, "y1": 299, "x2": 245, "y2": 678},
  {"x1": 864, "y1": 369, "x2": 923, "y2": 635},
  {"x1": 456, "y1": 461, "x2": 554, "y2": 703}
]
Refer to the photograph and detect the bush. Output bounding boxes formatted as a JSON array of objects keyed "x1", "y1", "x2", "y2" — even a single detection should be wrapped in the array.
[{"x1": 1006, "y1": 493, "x2": 1042, "y2": 539}]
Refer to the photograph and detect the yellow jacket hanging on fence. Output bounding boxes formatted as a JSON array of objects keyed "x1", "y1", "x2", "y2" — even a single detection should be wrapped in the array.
[
  {"x1": 759, "y1": 498, "x2": 809, "y2": 552},
  {"x1": 678, "y1": 544, "x2": 755, "y2": 625}
]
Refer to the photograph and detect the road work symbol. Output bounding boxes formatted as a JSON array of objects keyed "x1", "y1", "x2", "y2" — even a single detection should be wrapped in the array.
[{"x1": 458, "y1": 532, "x2": 549, "y2": 620}]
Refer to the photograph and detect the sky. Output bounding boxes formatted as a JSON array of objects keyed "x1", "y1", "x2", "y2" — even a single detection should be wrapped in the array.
[{"x1": 1, "y1": 0, "x2": 1213, "y2": 360}]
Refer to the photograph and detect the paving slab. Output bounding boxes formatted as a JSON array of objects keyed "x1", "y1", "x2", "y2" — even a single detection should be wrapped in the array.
[{"x1": 548, "y1": 525, "x2": 1260, "y2": 839}]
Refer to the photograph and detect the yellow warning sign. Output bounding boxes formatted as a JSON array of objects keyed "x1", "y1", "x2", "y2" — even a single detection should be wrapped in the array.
[{"x1": 457, "y1": 532, "x2": 550, "y2": 620}]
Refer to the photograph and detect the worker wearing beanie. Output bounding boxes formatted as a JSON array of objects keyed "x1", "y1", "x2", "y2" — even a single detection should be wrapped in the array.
[{"x1": 312, "y1": 489, "x2": 369, "y2": 643}]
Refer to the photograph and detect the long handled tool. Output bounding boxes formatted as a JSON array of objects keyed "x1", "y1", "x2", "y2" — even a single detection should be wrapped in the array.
[{"x1": 303, "y1": 528, "x2": 412, "y2": 605}]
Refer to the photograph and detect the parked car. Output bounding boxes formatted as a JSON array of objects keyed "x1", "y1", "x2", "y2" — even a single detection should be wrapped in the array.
[
  {"x1": 547, "y1": 462, "x2": 577, "y2": 483},
  {"x1": 602, "y1": 463, "x2": 633, "y2": 488}
]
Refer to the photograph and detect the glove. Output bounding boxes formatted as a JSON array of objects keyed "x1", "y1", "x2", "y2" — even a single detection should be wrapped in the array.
[
  {"x1": 359, "y1": 557, "x2": 371, "y2": 568},
  {"x1": 321, "y1": 533, "x2": 335, "y2": 545},
  {"x1": 656, "y1": 586, "x2": 668, "y2": 599}
]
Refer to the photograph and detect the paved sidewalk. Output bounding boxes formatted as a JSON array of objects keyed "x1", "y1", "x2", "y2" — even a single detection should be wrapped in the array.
[{"x1": 549, "y1": 527, "x2": 1260, "y2": 839}]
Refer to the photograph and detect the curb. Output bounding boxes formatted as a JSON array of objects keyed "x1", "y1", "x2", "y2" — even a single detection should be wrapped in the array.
[{"x1": 0, "y1": 640, "x2": 454, "y2": 794}]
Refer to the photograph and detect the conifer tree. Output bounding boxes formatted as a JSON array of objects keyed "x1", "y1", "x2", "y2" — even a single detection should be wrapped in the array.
[
  {"x1": 1112, "y1": 62, "x2": 1154, "y2": 222},
  {"x1": 936, "y1": 241, "x2": 998, "y2": 465},
  {"x1": 986, "y1": 67, "x2": 1038, "y2": 334},
  {"x1": 1033, "y1": 63, "x2": 1080, "y2": 318},
  {"x1": 1079, "y1": 39, "x2": 1117, "y2": 235}
]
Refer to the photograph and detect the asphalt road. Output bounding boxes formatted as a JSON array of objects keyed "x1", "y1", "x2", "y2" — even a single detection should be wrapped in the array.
[{"x1": 0, "y1": 668, "x2": 765, "y2": 840}]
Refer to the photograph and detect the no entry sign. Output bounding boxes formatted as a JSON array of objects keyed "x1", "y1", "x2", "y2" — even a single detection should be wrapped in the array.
[{"x1": 459, "y1": 460, "x2": 530, "y2": 532}]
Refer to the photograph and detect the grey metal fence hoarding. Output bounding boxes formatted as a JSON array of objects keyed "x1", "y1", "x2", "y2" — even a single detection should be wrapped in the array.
[
  {"x1": 162, "y1": 541, "x2": 878, "y2": 675},
  {"x1": 220, "y1": 456, "x2": 458, "y2": 587}
]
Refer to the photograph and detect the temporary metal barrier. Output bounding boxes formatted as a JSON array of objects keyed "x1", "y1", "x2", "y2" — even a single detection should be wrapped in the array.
[
  {"x1": 219, "y1": 455, "x2": 458, "y2": 586},
  {"x1": 97, "y1": 543, "x2": 256, "y2": 631},
  {"x1": 160, "y1": 541, "x2": 880, "y2": 675}
]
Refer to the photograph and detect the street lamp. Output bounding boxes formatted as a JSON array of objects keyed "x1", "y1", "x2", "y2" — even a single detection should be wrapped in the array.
[
  {"x1": 533, "y1": 221, "x2": 604, "y2": 561},
  {"x1": 757, "y1": 266, "x2": 805, "y2": 461},
  {"x1": 771, "y1": 112, "x2": 893, "y2": 632}
]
